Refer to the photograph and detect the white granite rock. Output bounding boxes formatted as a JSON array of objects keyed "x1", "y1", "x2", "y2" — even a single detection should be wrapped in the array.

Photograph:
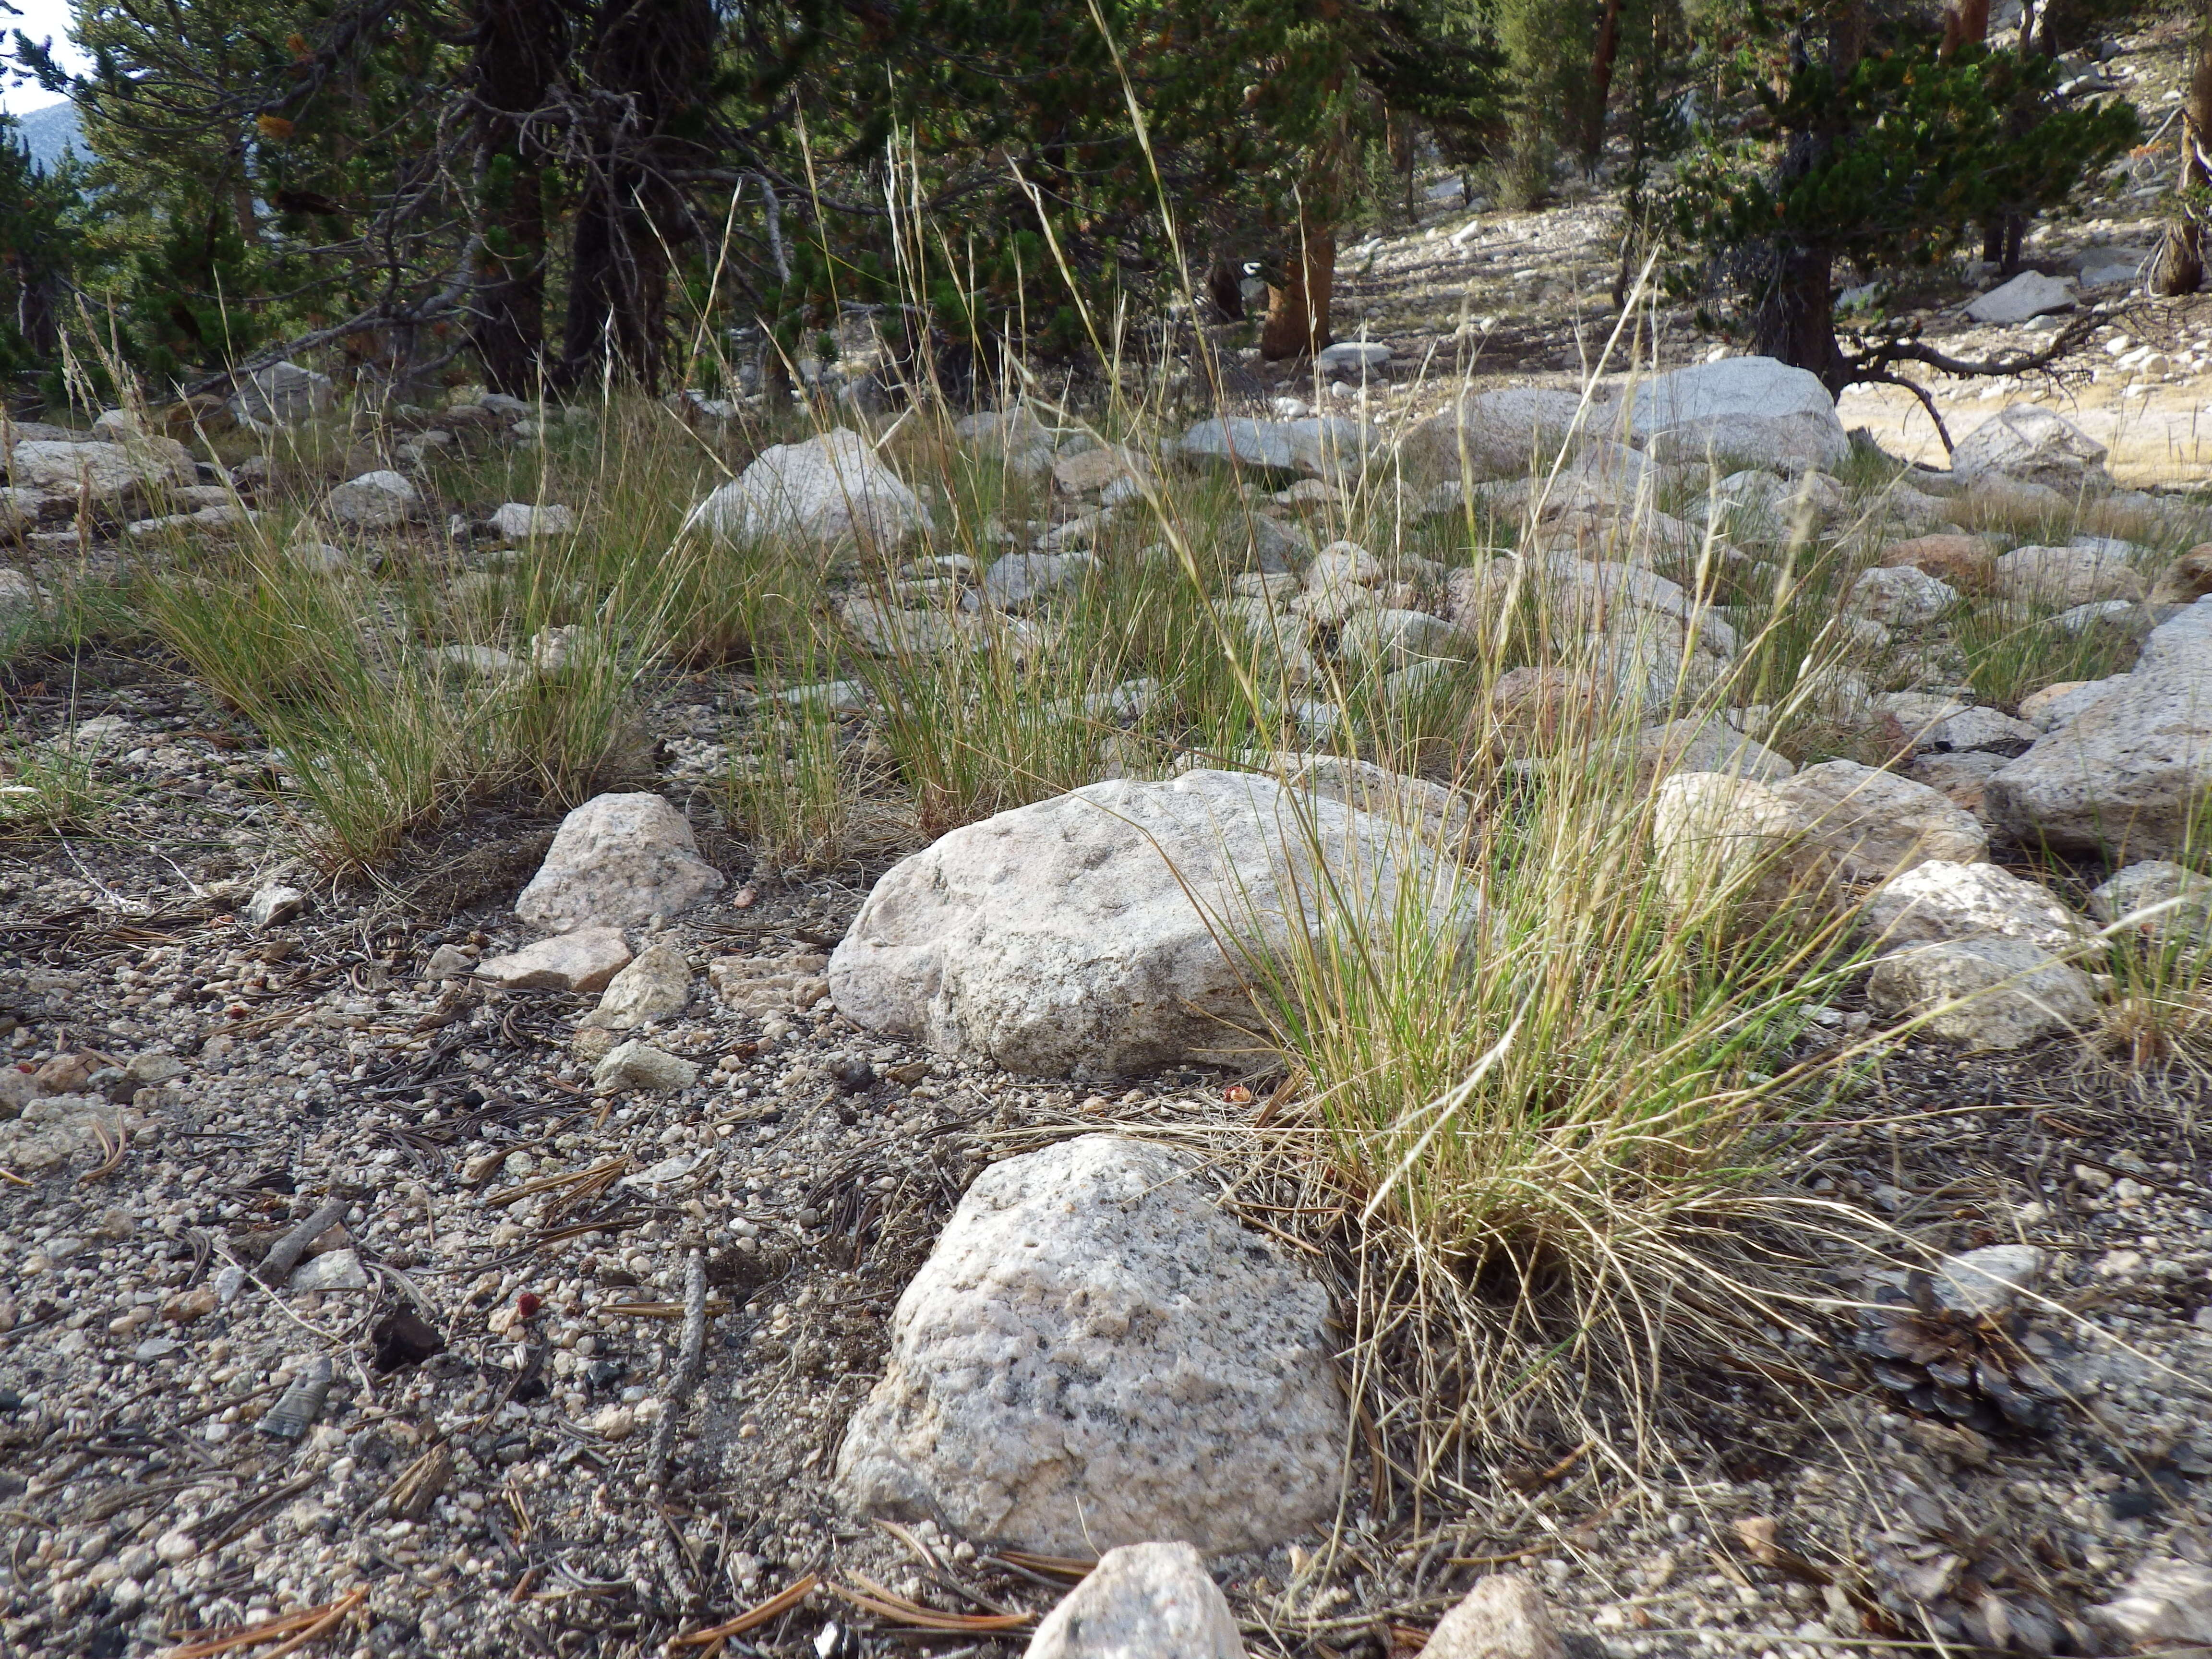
[
  {"x1": 1613, "y1": 356, "x2": 1849, "y2": 473},
  {"x1": 325, "y1": 470, "x2": 420, "y2": 529},
  {"x1": 1950, "y1": 406, "x2": 2110, "y2": 493},
  {"x1": 836, "y1": 1135, "x2": 1342, "y2": 1555},
  {"x1": 1964, "y1": 270, "x2": 2077, "y2": 325},
  {"x1": 514, "y1": 793, "x2": 724, "y2": 933},
  {"x1": 829, "y1": 769, "x2": 1478, "y2": 1077},
  {"x1": 475, "y1": 927, "x2": 633, "y2": 994},
  {"x1": 1865, "y1": 937, "x2": 2098, "y2": 1050},
  {"x1": 695, "y1": 428, "x2": 932, "y2": 550},
  {"x1": 1023, "y1": 1542, "x2": 1243, "y2": 1659},
  {"x1": 1865, "y1": 860, "x2": 2086, "y2": 956}
]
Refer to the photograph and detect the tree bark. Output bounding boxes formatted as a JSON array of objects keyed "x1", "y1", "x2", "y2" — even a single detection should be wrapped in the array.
[
  {"x1": 2156, "y1": 15, "x2": 2212, "y2": 296},
  {"x1": 1584, "y1": 0, "x2": 1625, "y2": 166},
  {"x1": 1753, "y1": 0, "x2": 1866, "y2": 396},
  {"x1": 1938, "y1": 0, "x2": 1989, "y2": 59},
  {"x1": 470, "y1": 0, "x2": 567, "y2": 396},
  {"x1": 555, "y1": 0, "x2": 714, "y2": 391},
  {"x1": 1259, "y1": 217, "x2": 1335, "y2": 360}
]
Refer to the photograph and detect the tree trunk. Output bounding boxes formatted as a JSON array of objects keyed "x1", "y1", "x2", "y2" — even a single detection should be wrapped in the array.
[
  {"x1": 1752, "y1": 243, "x2": 1849, "y2": 395},
  {"x1": 1938, "y1": 0, "x2": 1989, "y2": 58},
  {"x1": 2155, "y1": 18, "x2": 2212, "y2": 296},
  {"x1": 555, "y1": 0, "x2": 714, "y2": 391},
  {"x1": 1259, "y1": 218, "x2": 1335, "y2": 361},
  {"x1": 470, "y1": 0, "x2": 567, "y2": 396},
  {"x1": 1583, "y1": 0, "x2": 1625, "y2": 166}
]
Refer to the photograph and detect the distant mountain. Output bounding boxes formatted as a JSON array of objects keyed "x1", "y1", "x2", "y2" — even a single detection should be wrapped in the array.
[{"x1": 7, "y1": 100, "x2": 84, "y2": 171}]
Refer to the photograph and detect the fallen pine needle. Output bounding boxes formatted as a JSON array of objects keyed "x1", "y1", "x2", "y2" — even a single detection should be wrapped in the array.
[
  {"x1": 832, "y1": 1575, "x2": 1035, "y2": 1632},
  {"x1": 668, "y1": 1573, "x2": 820, "y2": 1647},
  {"x1": 162, "y1": 1587, "x2": 365, "y2": 1659}
]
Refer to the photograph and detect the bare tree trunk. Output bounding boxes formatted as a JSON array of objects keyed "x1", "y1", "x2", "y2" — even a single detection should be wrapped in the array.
[
  {"x1": 2156, "y1": 12, "x2": 2212, "y2": 296},
  {"x1": 1260, "y1": 215, "x2": 1335, "y2": 361},
  {"x1": 555, "y1": 0, "x2": 713, "y2": 391},
  {"x1": 1584, "y1": 0, "x2": 1625, "y2": 167},
  {"x1": 1938, "y1": 0, "x2": 1989, "y2": 58},
  {"x1": 470, "y1": 0, "x2": 567, "y2": 396}
]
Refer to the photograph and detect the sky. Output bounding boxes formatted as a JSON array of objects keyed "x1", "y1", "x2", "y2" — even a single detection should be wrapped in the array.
[{"x1": 1, "y1": 0, "x2": 86, "y2": 116}]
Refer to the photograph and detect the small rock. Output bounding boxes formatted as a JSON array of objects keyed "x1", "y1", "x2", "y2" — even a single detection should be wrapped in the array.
[
  {"x1": 132, "y1": 1336, "x2": 181, "y2": 1363},
  {"x1": 476, "y1": 927, "x2": 634, "y2": 994},
  {"x1": 836, "y1": 1135, "x2": 1343, "y2": 1554},
  {"x1": 289, "y1": 1248, "x2": 369, "y2": 1293},
  {"x1": 1422, "y1": 1575, "x2": 1565, "y2": 1659},
  {"x1": 124, "y1": 1051, "x2": 185, "y2": 1085},
  {"x1": 591, "y1": 1040, "x2": 699, "y2": 1093},
  {"x1": 489, "y1": 502, "x2": 575, "y2": 539},
  {"x1": 584, "y1": 944, "x2": 693, "y2": 1031},
  {"x1": 325, "y1": 470, "x2": 421, "y2": 529},
  {"x1": 1932, "y1": 1244, "x2": 2044, "y2": 1317},
  {"x1": 587, "y1": 1403, "x2": 636, "y2": 1441},
  {"x1": 153, "y1": 1530, "x2": 198, "y2": 1567},
  {"x1": 161, "y1": 1286, "x2": 218, "y2": 1324},
  {"x1": 243, "y1": 884, "x2": 308, "y2": 927},
  {"x1": 31, "y1": 1053, "x2": 92, "y2": 1094},
  {"x1": 2093, "y1": 1558, "x2": 2212, "y2": 1648},
  {"x1": 1024, "y1": 1542, "x2": 1243, "y2": 1659},
  {"x1": 515, "y1": 793, "x2": 724, "y2": 934},
  {"x1": 422, "y1": 943, "x2": 475, "y2": 980}
]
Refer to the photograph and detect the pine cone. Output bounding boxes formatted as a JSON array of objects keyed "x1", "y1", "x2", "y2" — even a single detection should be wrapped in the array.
[{"x1": 1853, "y1": 1271, "x2": 2063, "y2": 1434}]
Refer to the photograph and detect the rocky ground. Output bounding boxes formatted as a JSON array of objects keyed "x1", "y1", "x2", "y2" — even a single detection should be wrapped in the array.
[
  {"x1": 13, "y1": 14, "x2": 2212, "y2": 1659},
  {"x1": 2, "y1": 660, "x2": 2212, "y2": 1659}
]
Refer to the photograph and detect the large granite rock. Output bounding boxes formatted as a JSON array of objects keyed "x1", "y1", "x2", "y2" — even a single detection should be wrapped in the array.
[
  {"x1": 514, "y1": 793, "x2": 724, "y2": 933},
  {"x1": 836, "y1": 1135, "x2": 1343, "y2": 1556},
  {"x1": 1949, "y1": 406, "x2": 2111, "y2": 494},
  {"x1": 1865, "y1": 859, "x2": 2086, "y2": 956},
  {"x1": 1767, "y1": 761, "x2": 1988, "y2": 880},
  {"x1": 9, "y1": 435, "x2": 195, "y2": 505},
  {"x1": 229, "y1": 361, "x2": 337, "y2": 426},
  {"x1": 695, "y1": 428, "x2": 932, "y2": 550},
  {"x1": 1611, "y1": 357, "x2": 1849, "y2": 473},
  {"x1": 325, "y1": 470, "x2": 421, "y2": 529},
  {"x1": 1867, "y1": 937, "x2": 2099, "y2": 1051},
  {"x1": 829, "y1": 769, "x2": 1478, "y2": 1077},
  {"x1": 1177, "y1": 416, "x2": 1375, "y2": 478},
  {"x1": 1395, "y1": 388, "x2": 1588, "y2": 481},
  {"x1": 1964, "y1": 270, "x2": 2077, "y2": 325},
  {"x1": 1992, "y1": 542, "x2": 2145, "y2": 605},
  {"x1": 1023, "y1": 1543, "x2": 1243, "y2": 1659},
  {"x1": 1984, "y1": 607, "x2": 2212, "y2": 858}
]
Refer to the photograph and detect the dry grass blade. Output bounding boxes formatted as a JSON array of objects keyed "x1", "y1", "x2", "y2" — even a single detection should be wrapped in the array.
[
  {"x1": 831, "y1": 1575, "x2": 1036, "y2": 1632},
  {"x1": 160, "y1": 1587, "x2": 366, "y2": 1659},
  {"x1": 990, "y1": 1550, "x2": 1097, "y2": 1582},
  {"x1": 481, "y1": 1157, "x2": 628, "y2": 1211},
  {"x1": 599, "y1": 1298, "x2": 737, "y2": 1319},
  {"x1": 78, "y1": 1118, "x2": 126, "y2": 1184},
  {"x1": 666, "y1": 1572, "x2": 820, "y2": 1646}
]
